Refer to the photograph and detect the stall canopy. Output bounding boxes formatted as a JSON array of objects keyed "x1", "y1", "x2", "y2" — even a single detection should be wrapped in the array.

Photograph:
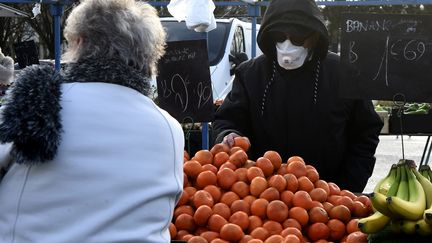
[{"x1": 0, "y1": 3, "x2": 28, "y2": 17}]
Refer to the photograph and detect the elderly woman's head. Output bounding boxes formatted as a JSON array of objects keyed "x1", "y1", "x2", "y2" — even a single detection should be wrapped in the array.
[{"x1": 63, "y1": 0, "x2": 165, "y2": 77}]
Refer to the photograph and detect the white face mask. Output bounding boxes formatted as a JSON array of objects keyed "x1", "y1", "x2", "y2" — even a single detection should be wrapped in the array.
[{"x1": 276, "y1": 39, "x2": 309, "y2": 70}]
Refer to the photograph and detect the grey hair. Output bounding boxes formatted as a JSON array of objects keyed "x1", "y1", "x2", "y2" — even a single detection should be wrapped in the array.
[{"x1": 63, "y1": 0, "x2": 166, "y2": 77}]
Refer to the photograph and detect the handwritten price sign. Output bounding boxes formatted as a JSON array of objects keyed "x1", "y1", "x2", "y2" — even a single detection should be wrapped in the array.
[
  {"x1": 340, "y1": 13, "x2": 432, "y2": 102},
  {"x1": 156, "y1": 40, "x2": 214, "y2": 122}
]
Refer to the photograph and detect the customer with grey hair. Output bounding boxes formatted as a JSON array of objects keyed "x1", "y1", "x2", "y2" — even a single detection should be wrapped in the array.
[
  {"x1": 0, "y1": 1, "x2": 184, "y2": 242},
  {"x1": 0, "y1": 48, "x2": 14, "y2": 85}
]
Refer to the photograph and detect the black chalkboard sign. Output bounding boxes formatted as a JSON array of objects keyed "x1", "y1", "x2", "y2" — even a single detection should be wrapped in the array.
[
  {"x1": 13, "y1": 40, "x2": 39, "y2": 69},
  {"x1": 340, "y1": 13, "x2": 432, "y2": 102},
  {"x1": 157, "y1": 39, "x2": 214, "y2": 123}
]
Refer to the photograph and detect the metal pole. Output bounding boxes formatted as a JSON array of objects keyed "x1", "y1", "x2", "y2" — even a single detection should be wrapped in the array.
[
  {"x1": 202, "y1": 31, "x2": 210, "y2": 150},
  {"x1": 50, "y1": 3, "x2": 63, "y2": 71}
]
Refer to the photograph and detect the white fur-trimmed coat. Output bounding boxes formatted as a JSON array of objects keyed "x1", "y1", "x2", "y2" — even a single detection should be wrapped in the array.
[{"x1": 0, "y1": 60, "x2": 184, "y2": 243}]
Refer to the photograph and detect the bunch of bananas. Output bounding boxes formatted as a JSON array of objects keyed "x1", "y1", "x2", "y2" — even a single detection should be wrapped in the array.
[{"x1": 358, "y1": 159, "x2": 432, "y2": 236}]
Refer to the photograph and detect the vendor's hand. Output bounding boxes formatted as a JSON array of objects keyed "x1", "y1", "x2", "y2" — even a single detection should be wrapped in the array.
[{"x1": 222, "y1": 132, "x2": 240, "y2": 148}]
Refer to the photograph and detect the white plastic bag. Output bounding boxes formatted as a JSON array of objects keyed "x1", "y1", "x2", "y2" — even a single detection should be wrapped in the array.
[{"x1": 168, "y1": 0, "x2": 216, "y2": 32}]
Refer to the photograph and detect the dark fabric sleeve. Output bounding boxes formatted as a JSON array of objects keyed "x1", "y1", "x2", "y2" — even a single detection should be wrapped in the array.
[
  {"x1": 212, "y1": 68, "x2": 253, "y2": 144},
  {"x1": 337, "y1": 100, "x2": 384, "y2": 193}
]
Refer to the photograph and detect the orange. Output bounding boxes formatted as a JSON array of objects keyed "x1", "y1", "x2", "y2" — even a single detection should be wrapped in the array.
[
  {"x1": 183, "y1": 160, "x2": 203, "y2": 179},
  {"x1": 210, "y1": 143, "x2": 230, "y2": 156},
  {"x1": 216, "y1": 168, "x2": 237, "y2": 190},
  {"x1": 268, "y1": 175, "x2": 287, "y2": 192},
  {"x1": 219, "y1": 161, "x2": 237, "y2": 171},
  {"x1": 250, "y1": 227, "x2": 269, "y2": 241},
  {"x1": 282, "y1": 218, "x2": 302, "y2": 231},
  {"x1": 346, "y1": 218, "x2": 360, "y2": 234},
  {"x1": 328, "y1": 182, "x2": 341, "y2": 195},
  {"x1": 194, "y1": 227, "x2": 207, "y2": 236},
  {"x1": 243, "y1": 195, "x2": 257, "y2": 206},
  {"x1": 196, "y1": 170, "x2": 217, "y2": 189},
  {"x1": 306, "y1": 168, "x2": 320, "y2": 183},
  {"x1": 247, "y1": 167, "x2": 265, "y2": 182},
  {"x1": 219, "y1": 191, "x2": 240, "y2": 207},
  {"x1": 192, "y1": 190, "x2": 214, "y2": 208},
  {"x1": 329, "y1": 204, "x2": 351, "y2": 223},
  {"x1": 238, "y1": 235, "x2": 254, "y2": 243},
  {"x1": 175, "y1": 230, "x2": 189, "y2": 240},
  {"x1": 230, "y1": 199, "x2": 250, "y2": 215},
  {"x1": 200, "y1": 231, "x2": 219, "y2": 242},
  {"x1": 169, "y1": 222, "x2": 177, "y2": 239},
  {"x1": 262, "y1": 220, "x2": 283, "y2": 235},
  {"x1": 310, "y1": 200, "x2": 324, "y2": 209},
  {"x1": 229, "y1": 211, "x2": 250, "y2": 231},
  {"x1": 193, "y1": 150, "x2": 213, "y2": 165},
  {"x1": 212, "y1": 203, "x2": 231, "y2": 220},
  {"x1": 309, "y1": 206, "x2": 329, "y2": 223},
  {"x1": 203, "y1": 185, "x2": 222, "y2": 203},
  {"x1": 174, "y1": 213, "x2": 196, "y2": 232},
  {"x1": 230, "y1": 146, "x2": 243, "y2": 155},
  {"x1": 280, "y1": 190, "x2": 294, "y2": 208},
  {"x1": 213, "y1": 151, "x2": 230, "y2": 168},
  {"x1": 327, "y1": 218, "x2": 346, "y2": 241},
  {"x1": 174, "y1": 205, "x2": 194, "y2": 219},
  {"x1": 220, "y1": 223, "x2": 244, "y2": 242},
  {"x1": 231, "y1": 181, "x2": 250, "y2": 199},
  {"x1": 297, "y1": 176, "x2": 315, "y2": 192},
  {"x1": 181, "y1": 234, "x2": 193, "y2": 241},
  {"x1": 229, "y1": 150, "x2": 248, "y2": 167},
  {"x1": 183, "y1": 173, "x2": 189, "y2": 188},
  {"x1": 283, "y1": 234, "x2": 301, "y2": 243},
  {"x1": 250, "y1": 198, "x2": 269, "y2": 219},
  {"x1": 193, "y1": 205, "x2": 213, "y2": 226},
  {"x1": 264, "y1": 235, "x2": 284, "y2": 243},
  {"x1": 327, "y1": 195, "x2": 342, "y2": 205},
  {"x1": 292, "y1": 190, "x2": 313, "y2": 210},
  {"x1": 286, "y1": 161, "x2": 307, "y2": 178},
  {"x1": 309, "y1": 187, "x2": 328, "y2": 203},
  {"x1": 263, "y1": 150, "x2": 282, "y2": 170},
  {"x1": 177, "y1": 190, "x2": 190, "y2": 206},
  {"x1": 280, "y1": 227, "x2": 302, "y2": 241},
  {"x1": 287, "y1": 155, "x2": 305, "y2": 164},
  {"x1": 234, "y1": 167, "x2": 249, "y2": 183},
  {"x1": 256, "y1": 157, "x2": 274, "y2": 177},
  {"x1": 187, "y1": 236, "x2": 208, "y2": 243},
  {"x1": 352, "y1": 201, "x2": 369, "y2": 218},
  {"x1": 314, "y1": 179, "x2": 330, "y2": 195},
  {"x1": 283, "y1": 173, "x2": 299, "y2": 192},
  {"x1": 322, "y1": 201, "x2": 334, "y2": 214},
  {"x1": 207, "y1": 214, "x2": 228, "y2": 232},
  {"x1": 289, "y1": 206, "x2": 309, "y2": 227},
  {"x1": 346, "y1": 231, "x2": 368, "y2": 243},
  {"x1": 336, "y1": 195, "x2": 355, "y2": 212},
  {"x1": 233, "y1": 136, "x2": 251, "y2": 152},
  {"x1": 202, "y1": 164, "x2": 218, "y2": 174},
  {"x1": 250, "y1": 176, "x2": 268, "y2": 197},
  {"x1": 209, "y1": 239, "x2": 229, "y2": 243},
  {"x1": 277, "y1": 164, "x2": 288, "y2": 175},
  {"x1": 307, "y1": 222, "x2": 330, "y2": 242},
  {"x1": 248, "y1": 215, "x2": 263, "y2": 233},
  {"x1": 184, "y1": 186, "x2": 197, "y2": 199},
  {"x1": 243, "y1": 159, "x2": 256, "y2": 168},
  {"x1": 266, "y1": 200, "x2": 288, "y2": 223},
  {"x1": 259, "y1": 187, "x2": 280, "y2": 202},
  {"x1": 340, "y1": 189, "x2": 357, "y2": 200},
  {"x1": 247, "y1": 239, "x2": 264, "y2": 243}
]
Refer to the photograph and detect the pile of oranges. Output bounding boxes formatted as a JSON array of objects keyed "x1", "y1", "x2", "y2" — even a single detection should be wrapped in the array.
[{"x1": 171, "y1": 137, "x2": 372, "y2": 243}]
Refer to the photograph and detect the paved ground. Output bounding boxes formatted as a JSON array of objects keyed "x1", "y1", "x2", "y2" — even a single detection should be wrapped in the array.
[{"x1": 363, "y1": 135, "x2": 431, "y2": 193}]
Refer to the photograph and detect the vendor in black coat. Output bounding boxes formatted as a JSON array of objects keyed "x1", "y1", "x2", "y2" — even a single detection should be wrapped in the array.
[{"x1": 212, "y1": 0, "x2": 383, "y2": 192}]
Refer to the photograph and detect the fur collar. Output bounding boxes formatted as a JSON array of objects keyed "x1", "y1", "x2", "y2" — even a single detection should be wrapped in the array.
[
  {"x1": 0, "y1": 58, "x2": 151, "y2": 165},
  {"x1": 62, "y1": 57, "x2": 150, "y2": 96}
]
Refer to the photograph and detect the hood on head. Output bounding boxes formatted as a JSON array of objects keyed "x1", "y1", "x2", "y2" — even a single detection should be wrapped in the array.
[{"x1": 257, "y1": 0, "x2": 329, "y2": 60}]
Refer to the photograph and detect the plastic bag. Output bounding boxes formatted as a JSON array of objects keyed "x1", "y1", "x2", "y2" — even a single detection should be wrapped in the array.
[{"x1": 168, "y1": 0, "x2": 216, "y2": 32}]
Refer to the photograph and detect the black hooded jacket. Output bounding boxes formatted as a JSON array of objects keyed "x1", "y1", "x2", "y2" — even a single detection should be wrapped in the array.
[{"x1": 212, "y1": 0, "x2": 383, "y2": 192}]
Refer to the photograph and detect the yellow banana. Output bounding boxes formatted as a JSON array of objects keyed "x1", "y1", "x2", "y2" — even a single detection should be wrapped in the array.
[
  {"x1": 419, "y1": 165, "x2": 431, "y2": 181},
  {"x1": 424, "y1": 208, "x2": 432, "y2": 224},
  {"x1": 415, "y1": 218, "x2": 432, "y2": 236},
  {"x1": 369, "y1": 192, "x2": 396, "y2": 218},
  {"x1": 358, "y1": 211, "x2": 391, "y2": 234},
  {"x1": 373, "y1": 164, "x2": 397, "y2": 195},
  {"x1": 387, "y1": 163, "x2": 426, "y2": 221},
  {"x1": 412, "y1": 167, "x2": 432, "y2": 208},
  {"x1": 396, "y1": 164, "x2": 409, "y2": 201},
  {"x1": 400, "y1": 219, "x2": 417, "y2": 234}
]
